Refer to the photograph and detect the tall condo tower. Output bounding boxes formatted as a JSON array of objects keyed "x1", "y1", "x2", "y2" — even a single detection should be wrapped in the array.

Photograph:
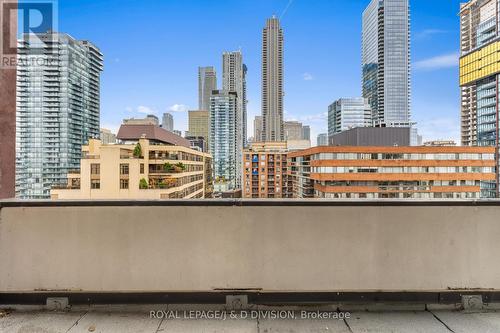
[
  {"x1": 198, "y1": 66, "x2": 217, "y2": 111},
  {"x1": 262, "y1": 16, "x2": 284, "y2": 141},
  {"x1": 459, "y1": 0, "x2": 500, "y2": 198},
  {"x1": 16, "y1": 32, "x2": 103, "y2": 199},
  {"x1": 209, "y1": 90, "x2": 239, "y2": 192},
  {"x1": 362, "y1": 0, "x2": 411, "y2": 128},
  {"x1": 222, "y1": 51, "x2": 247, "y2": 186}
]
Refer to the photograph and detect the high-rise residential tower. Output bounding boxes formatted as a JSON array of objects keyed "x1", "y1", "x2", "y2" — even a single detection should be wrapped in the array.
[
  {"x1": 162, "y1": 112, "x2": 174, "y2": 132},
  {"x1": 328, "y1": 98, "x2": 373, "y2": 137},
  {"x1": 198, "y1": 66, "x2": 217, "y2": 111},
  {"x1": 209, "y1": 90, "x2": 239, "y2": 192},
  {"x1": 459, "y1": 0, "x2": 500, "y2": 198},
  {"x1": 222, "y1": 51, "x2": 247, "y2": 180},
  {"x1": 254, "y1": 116, "x2": 263, "y2": 142},
  {"x1": 16, "y1": 32, "x2": 103, "y2": 199},
  {"x1": 284, "y1": 121, "x2": 304, "y2": 141},
  {"x1": 362, "y1": 0, "x2": 411, "y2": 128},
  {"x1": 460, "y1": 0, "x2": 498, "y2": 147},
  {"x1": 262, "y1": 16, "x2": 284, "y2": 141}
]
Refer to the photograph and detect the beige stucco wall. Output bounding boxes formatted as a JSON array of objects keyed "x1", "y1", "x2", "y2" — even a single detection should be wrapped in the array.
[
  {"x1": 1, "y1": 203, "x2": 499, "y2": 292},
  {"x1": 51, "y1": 139, "x2": 208, "y2": 200}
]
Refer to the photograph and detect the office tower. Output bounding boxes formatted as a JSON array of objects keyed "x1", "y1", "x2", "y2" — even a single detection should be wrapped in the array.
[
  {"x1": 302, "y1": 125, "x2": 311, "y2": 141},
  {"x1": 317, "y1": 133, "x2": 328, "y2": 146},
  {"x1": 289, "y1": 146, "x2": 495, "y2": 199},
  {"x1": 328, "y1": 98, "x2": 372, "y2": 137},
  {"x1": 459, "y1": 0, "x2": 500, "y2": 198},
  {"x1": 198, "y1": 66, "x2": 217, "y2": 111},
  {"x1": 222, "y1": 51, "x2": 247, "y2": 180},
  {"x1": 362, "y1": 0, "x2": 411, "y2": 127},
  {"x1": 243, "y1": 142, "x2": 291, "y2": 199},
  {"x1": 284, "y1": 121, "x2": 303, "y2": 140},
  {"x1": 254, "y1": 116, "x2": 263, "y2": 142},
  {"x1": 210, "y1": 90, "x2": 239, "y2": 192},
  {"x1": 187, "y1": 110, "x2": 209, "y2": 143},
  {"x1": 162, "y1": 112, "x2": 174, "y2": 132},
  {"x1": 262, "y1": 16, "x2": 284, "y2": 141},
  {"x1": 52, "y1": 128, "x2": 213, "y2": 200},
  {"x1": 16, "y1": 32, "x2": 103, "y2": 199},
  {"x1": 100, "y1": 129, "x2": 117, "y2": 144}
]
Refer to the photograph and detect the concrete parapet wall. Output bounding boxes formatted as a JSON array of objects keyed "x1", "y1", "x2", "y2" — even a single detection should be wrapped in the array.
[{"x1": 1, "y1": 201, "x2": 499, "y2": 292}]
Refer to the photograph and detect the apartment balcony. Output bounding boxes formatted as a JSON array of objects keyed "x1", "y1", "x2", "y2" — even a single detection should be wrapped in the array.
[{"x1": 2, "y1": 200, "x2": 500, "y2": 331}]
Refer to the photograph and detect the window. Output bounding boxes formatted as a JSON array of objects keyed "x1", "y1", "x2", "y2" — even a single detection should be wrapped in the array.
[
  {"x1": 140, "y1": 164, "x2": 144, "y2": 174},
  {"x1": 91, "y1": 180, "x2": 100, "y2": 189},
  {"x1": 120, "y1": 179, "x2": 129, "y2": 189},
  {"x1": 90, "y1": 164, "x2": 100, "y2": 175},
  {"x1": 120, "y1": 163, "x2": 129, "y2": 175}
]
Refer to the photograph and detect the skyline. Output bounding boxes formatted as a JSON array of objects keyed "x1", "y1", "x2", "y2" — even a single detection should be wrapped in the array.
[{"x1": 56, "y1": 0, "x2": 462, "y2": 144}]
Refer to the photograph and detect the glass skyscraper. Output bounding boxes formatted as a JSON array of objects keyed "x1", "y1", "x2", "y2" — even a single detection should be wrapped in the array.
[
  {"x1": 209, "y1": 90, "x2": 239, "y2": 192},
  {"x1": 362, "y1": 0, "x2": 411, "y2": 128},
  {"x1": 222, "y1": 51, "x2": 247, "y2": 183},
  {"x1": 459, "y1": 0, "x2": 500, "y2": 198},
  {"x1": 328, "y1": 98, "x2": 373, "y2": 137},
  {"x1": 198, "y1": 66, "x2": 217, "y2": 112},
  {"x1": 16, "y1": 32, "x2": 103, "y2": 199},
  {"x1": 162, "y1": 112, "x2": 174, "y2": 132}
]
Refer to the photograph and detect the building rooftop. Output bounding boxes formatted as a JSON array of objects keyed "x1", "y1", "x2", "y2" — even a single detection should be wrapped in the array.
[{"x1": 117, "y1": 124, "x2": 191, "y2": 148}]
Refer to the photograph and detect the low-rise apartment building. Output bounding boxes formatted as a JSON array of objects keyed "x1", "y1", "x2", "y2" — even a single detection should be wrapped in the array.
[
  {"x1": 243, "y1": 142, "x2": 292, "y2": 199},
  {"x1": 288, "y1": 146, "x2": 497, "y2": 199},
  {"x1": 51, "y1": 125, "x2": 213, "y2": 200}
]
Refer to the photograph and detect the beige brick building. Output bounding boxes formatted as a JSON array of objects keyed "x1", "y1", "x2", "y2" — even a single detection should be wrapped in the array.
[{"x1": 51, "y1": 125, "x2": 213, "y2": 200}]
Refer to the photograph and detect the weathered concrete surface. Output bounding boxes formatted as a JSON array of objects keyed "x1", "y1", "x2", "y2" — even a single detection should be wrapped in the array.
[
  {"x1": 0, "y1": 206, "x2": 500, "y2": 292},
  {"x1": 1, "y1": 203, "x2": 500, "y2": 292},
  {"x1": 1, "y1": 309, "x2": 500, "y2": 333},
  {"x1": 430, "y1": 310, "x2": 500, "y2": 333}
]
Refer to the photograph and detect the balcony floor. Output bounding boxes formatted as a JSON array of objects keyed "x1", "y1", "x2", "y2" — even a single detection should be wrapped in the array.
[{"x1": 1, "y1": 307, "x2": 500, "y2": 332}]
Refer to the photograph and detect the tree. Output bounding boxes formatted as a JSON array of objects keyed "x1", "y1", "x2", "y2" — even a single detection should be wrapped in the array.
[
  {"x1": 133, "y1": 143, "x2": 142, "y2": 158},
  {"x1": 139, "y1": 178, "x2": 148, "y2": 189}
]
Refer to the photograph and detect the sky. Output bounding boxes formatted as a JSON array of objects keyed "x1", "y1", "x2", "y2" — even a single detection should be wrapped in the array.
[{"x1": 56, "y1": 0, "x2": 463, "y2": 144}]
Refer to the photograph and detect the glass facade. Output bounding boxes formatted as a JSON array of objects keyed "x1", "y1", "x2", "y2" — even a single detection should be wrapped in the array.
[
  {"x1": 209, "y1": 91, "x2": 239, "y2": 191},
  {"x1": 328, "y1": 98, "x2": 372, "y2": 137},
  {"x1": 222, "y1": 51, "x2": 246, "y2": 183},
  {"x1": 198, "y1": 67, "x2": 217, "y2": 112},
  {"x1": 459, "y1": 0, "x2": 500, "y2": 197},
  {"x1": 16, "y1": 32, "x2": 103, "y2": 199},
  {"x1": 362, "y1": 0, "x2": 411, "y2": 127}
]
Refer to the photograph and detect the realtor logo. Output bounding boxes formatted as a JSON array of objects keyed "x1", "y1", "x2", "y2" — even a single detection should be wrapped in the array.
[{"x1": 1, "y1": 0, "x2": 58, "y2": 68}]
